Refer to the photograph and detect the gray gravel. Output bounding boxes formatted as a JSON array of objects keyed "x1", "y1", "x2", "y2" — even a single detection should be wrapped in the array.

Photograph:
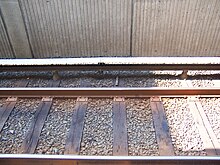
[
  {"x1": 1, "y1": 69, "x2": 219, "y2": 156},
  {"x1": 153, "y1": 70, "x2": 220, "y2": 76},
  {"x1": 190, "y1": 79, "x2": 215, "y2": 87},
  {"x1": 187, "y1": 70, "x2": 220, "y2": 76},
  {"x1": 162, "y1": 98, "x2": 206, "y2": 156},
  {"x1": 0, "y1": 98, "x2": 7, "y2": 108},
  {"x1": 123, "y1": 77, "x2": 156, "y2": 87},
  {"x1": 60, "y1": 78, "x2": 80, "y2": 87},
  {"x1": 60, "y1": 77, "x2": 114, "y2": 87},
  {"x1": 0, "y1": 99, "x2": 40, "y2": 154},
  {"x1": 123, "y1": 77, "x2": 182, "y2": 87},
  {"x1": 35, "y1": 99, "x2": 75, "y2": 154},
  {"x1": 27, "y1": 78, "x2": 50, "y2": 87},
  {"x1": 80, "y1": 99, "x2": 113, "y2": 156},
  {"x1": 82, "y1": 78, "x2": 114, "y2": 87},
  {"x1": 155, "y1": 78, "x2": 182, "y2": 87},
  {"x1": 200, "y1": 98, "x2": 220, "y2": 143},
  {"x1": 152, "y1": 71, "x2": 182, "y2": 76},
  {"x1": 0, "y1": 79, "x2": 18, "y2": 87},
  {"x1": 126, "y1": 99, "x2": 159, "y2": 156}
]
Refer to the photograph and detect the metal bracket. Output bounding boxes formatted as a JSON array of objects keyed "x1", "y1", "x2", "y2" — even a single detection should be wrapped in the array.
[
  {"x1": 42, "y1": 97, "x2": 53, "y2": 102},
  {"x1": 150, "y1": 96, "x2": 161, "y2": 102},
  {"x1": 114, "y1": 97, "x2": 125, "y2": 102},
  {"x1": 77, "y1": 97, "x2": 88, "y2": 102},
  {"x1": 6, "y1": 97, "x2": 17, "y2": 102}
]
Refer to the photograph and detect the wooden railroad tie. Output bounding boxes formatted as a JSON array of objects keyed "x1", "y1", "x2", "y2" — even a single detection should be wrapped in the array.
[
  {"x1": 113, "y1": 97, "x2": 128, "y2": 156},
  {"x1": 20, "y1": 80, "x2": 60, "y2": 154},
  {"x1": 112, "y1": 77, "x2": 128, "y2": 156},
  {"x1": 0, "y1": 80, "x2": 29, "y2": 132},
  {"x1": 183, "y1": 80, "x2": 220, "y2": 155},
  {"x1": 64, "y1": 97, "x2": 88, "y2": 155},
  {"x1": 65, "y1": 78, "x2": 88, "y2": 155},
  {"x1": 150, "y1": 96, "x2": 175, "y2": 156}
]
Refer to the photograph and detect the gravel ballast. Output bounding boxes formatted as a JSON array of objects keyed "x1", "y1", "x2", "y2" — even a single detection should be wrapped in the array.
[
  {"x1": 123, "y1": 77, "x2": 182, "y2": 87},
  {"x1": 82, "y1": 78, "x2": 114, "y2": 87},
  {"x1": 0, "y1": 99, "x2": 40, "y2": 154},
  {"x1": 27, "y1": 78, "x2": 50, "y2": 87},
  {"x1": 0, "y1": 98, "x2": 6, "y2": 107},
  {"x1": 126, "y1": 99, "x2": 159, "y2": 156},
  {"x1": 190, "y1": 79, "x2": 215, "y2": 87},
  {"x1": 162, "y1": 98, "x2": 206, "y2": 156},
  {"x1": 1, "y1": 69, "x2": 220, "y2": 156},
  {"x1": 200, "y1": 98, "x2": 220, "y2": 143},
  {"x1": 0, "y1": 79, "x2": 18, "y2": 87},
  {"x1": 60, "y1": 77, "x2": 114, "y2": 87},
  {"x1": 60, "y1": 78, "x2": 80, "y2": 87},
  {"x1": 80, "y1": 99, "x2": 113, "y2": 156},
  {"x1": 35, "y1": 99, "x2": 76, "y2": 154}
]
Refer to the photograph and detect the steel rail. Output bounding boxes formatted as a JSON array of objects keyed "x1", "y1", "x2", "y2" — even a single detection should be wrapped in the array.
[
  {"x1": 1, "y1": 64, "x2": 220, "y2": 71},
  {"x1": 0, "y1": 87, "x2": 220, "y2": 97},
  {"x1": 0, "y1": 154, "x2": 219, "y2": 165},
  {"x1": 0, "y1": 57, "x2": 220, "y2": 71}
]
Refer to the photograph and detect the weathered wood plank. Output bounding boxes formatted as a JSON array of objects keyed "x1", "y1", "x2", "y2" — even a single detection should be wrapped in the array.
[
  {"x1": 20, "y1": 97, "x2": 53, "y2": 153},
  {"x1": 112, "y1": 97, "x2": 128, "y2": 156},
  {"x1": 184, "y1": 80, "x2": 219, "y2": 155},
  {"x1": 184, "y1": 80, "x2": 220, "y2": 156},
  {"x1": 0, "y1": 80, "x2": 28, "y2": 132},
  {"x1": 64, "y1": 78, "x2": 88, "y2": 154},
  {"x1": 0, "y1": 98, "x2": 17, "y2": 132},
  {"x1": 20, "y1": 80, "x2": 60, "y2": 153},
  {"x1": 64, "y1": 97, "x2": 88, "y2": 154},
  {"x1": 196, "y1": 101, "x2": 220, "y2": 155},
  {"x1": 112, "y1": 76, "x2": 128, "y2": 155},
  {"x1": 150, "y1": 97, "x2": 174, "y2": 156},
  {"x1": 187, "y1": 97, "x2": 217, "y2": 156}
]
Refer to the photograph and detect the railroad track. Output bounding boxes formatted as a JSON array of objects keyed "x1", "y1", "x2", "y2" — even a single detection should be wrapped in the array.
[
  {"x1": 0, "y1": 78, "x2": 220, "y2": 164},
  {"x1": 0, "y1": 58, "x2": 220, "y2": 164}
]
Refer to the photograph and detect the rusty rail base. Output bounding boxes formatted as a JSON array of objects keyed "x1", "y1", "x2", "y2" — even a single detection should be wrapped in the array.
[
  {"x1": 1, "y1": 87, "x2": 220, "y2": 97},
  {"x1": 0, "y1": 155, "x2": 219, "y2": 165}
]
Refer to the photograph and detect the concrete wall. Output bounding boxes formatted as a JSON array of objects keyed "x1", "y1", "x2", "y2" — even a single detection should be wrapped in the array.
[
  {"x1": 0, "y1": 0, "x2": 220, "y2": 58},
  {"x1": 0, "y1": 9, "x2": 14, "y2": 58},
  {"x1": 132, "y1": 0, "x2": 220, "y2": 57},
  {"x1": 19, "y1": 0, "x2": 132, "y2": 58},
  {"x1": 0, "y1": 0, "x2": 32, "y2": 58}
]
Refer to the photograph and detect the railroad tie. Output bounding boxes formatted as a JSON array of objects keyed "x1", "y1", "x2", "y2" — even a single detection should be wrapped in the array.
[
  {"x1": 64, "y1": 97, "x2": 88, "y2": 154},
  {"x1": 20, "y1": 80, "x2": 60, "y2": 154},
  {"x1": 184, "y1": 80, "x2": 220, "y2": 155},
  {"x1": 150, "y1": 96, "x2": 175, "y2": 156},
  {"x1": 112, "y1": 77, "x2": 128, "y2": 156},
  {"x1": 64, "y1": 78, "x2": 88, "y2": 155},
  {"x1": 112, "y1": 97, "x2": 128, "y2": 156},
  {"x1": 0, "y1": 80, "x2": 29, "y2": 132}
]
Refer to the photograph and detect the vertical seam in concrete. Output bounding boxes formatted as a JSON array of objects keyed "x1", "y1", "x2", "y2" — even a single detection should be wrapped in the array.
[
  {"x1": 17, "y1": 0, "x2": 34, "y2": 58},
  {"x1": 129, "y1": 0, "x2": 134, "y2": 57},
  {"x1": 0, "y1": 8, "x2": 16, "y2": 58},
  {"x1": 0, "y1": 0, "x2": 33, "y2": 58}
]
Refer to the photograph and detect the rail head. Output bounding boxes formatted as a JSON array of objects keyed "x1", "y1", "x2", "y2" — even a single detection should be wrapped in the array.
[
  {"x1": 0, "y1": 57, "x2": 220, "y2": 71},
  {"x1": 0, "y1": 154, "x2": 220, "y2": 165}
]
